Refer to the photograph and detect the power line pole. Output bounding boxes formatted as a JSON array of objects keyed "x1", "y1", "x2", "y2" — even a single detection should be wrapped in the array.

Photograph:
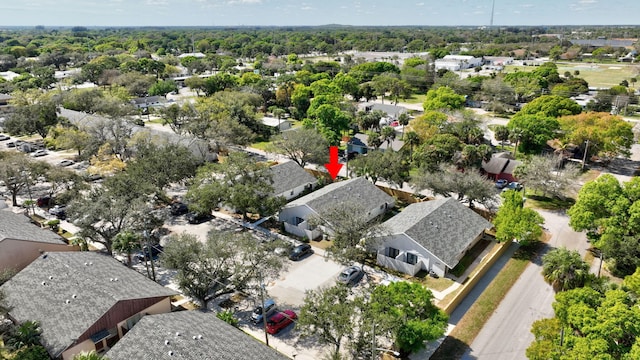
[
  {"x1": 582, "y1": 139, "x2": 590, "y2": 170},
  {"x1": 490, "y1": 0, "x2": 496, "y2": 27}
]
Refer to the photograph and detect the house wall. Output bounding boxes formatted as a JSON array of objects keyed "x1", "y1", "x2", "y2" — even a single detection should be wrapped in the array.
[
  {"x1": 277, "y1": 183, "x2": 314, "y2": 201},
  {"x1": 0, "y1": 239, "x2": 79, "y2": 273},
  {"x1": 61, "y1": 297, "x2": 172, "y2": 360},
  {"x1": 61, "y1": 339, "x2": 96, "y2": 360},
  {"x1": 377, "y1": 234, "x2": 448, "y2": 277}
]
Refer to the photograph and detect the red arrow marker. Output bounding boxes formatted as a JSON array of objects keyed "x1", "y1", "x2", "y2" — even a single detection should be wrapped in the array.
[{"x1": 324, "y1": 146, "x2": 343, "y2": 180}]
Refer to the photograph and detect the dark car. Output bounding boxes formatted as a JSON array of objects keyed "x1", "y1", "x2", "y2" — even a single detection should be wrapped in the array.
[
  {"x1": 135, "y1": 244, "x2": 164, "y2": 261},
  {"x1": 186, "y1": 211, "x2": 212, "y2": 224},
  {"x1": 170, "y1": 202, "x2": 189, "y2": 216},
  {"x1": 266, "y1": 310, "x2": 297, "y2": 334},
  {"x1": 505, "y1": 182, "x2": 523, "y2": 191},
  {"x1": 48, "y1": 205, "x2": 67, "y2": 219},
  {"x1": 289, "y1": 243, "x2": 313, "y2": 261},
  {"x1": 36, "y1": 196, "x2": 52, "y2": 207}
]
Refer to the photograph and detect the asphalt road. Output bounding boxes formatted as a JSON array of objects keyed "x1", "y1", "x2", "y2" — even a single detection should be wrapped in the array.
[{"x1": 463, "y1": 210, "x2": 590, "y2": 360}]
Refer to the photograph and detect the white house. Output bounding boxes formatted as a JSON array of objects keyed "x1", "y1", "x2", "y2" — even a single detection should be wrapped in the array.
[
  {"x1": 270, "y1": 161, "x2": 317, "y2": 201},
  {"x1": 262, "y1": 116, "x2": 292, "y2": 131},
  {"x1": 435, "y1": 55, "x2": 483, "y2": 71},
  {"x1": 278, "y1": 177, "x2": 395, "y2": 240},
  {"x1": 375, "y1": 198, "x2": 492, "y2": 277}
]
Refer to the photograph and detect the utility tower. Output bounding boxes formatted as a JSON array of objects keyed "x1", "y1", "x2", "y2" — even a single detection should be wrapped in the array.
[{"x1": 490, "y1": 0, "x2": 496, "y2": 27}]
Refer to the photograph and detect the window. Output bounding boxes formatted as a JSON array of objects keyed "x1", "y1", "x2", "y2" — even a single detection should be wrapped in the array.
[
  {"x1": 406, "y1": 253, "x2": 418, "y2": 265},
  {"x1": 388, "y1": 247, "x2": 399, "y2": 258},
  {"x1": 294, "y1": 217, "x2": 304, "y2": 226}
]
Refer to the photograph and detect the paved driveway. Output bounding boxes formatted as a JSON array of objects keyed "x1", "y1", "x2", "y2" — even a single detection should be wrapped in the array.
[{"x1": 267, "y1": 251, "x2": 344, "y2": 308}]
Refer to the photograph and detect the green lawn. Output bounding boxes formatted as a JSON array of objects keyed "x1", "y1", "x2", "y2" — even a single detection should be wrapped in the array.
[
  {"x1": 402, "y1": 94, "x2": 426, "y2": 104},
  {"x1": 524, "y1": 193, "x2": 575, "y2": 211},
  {"x1": 504, "y1": 62, "x2": 636, "y2": 89}
]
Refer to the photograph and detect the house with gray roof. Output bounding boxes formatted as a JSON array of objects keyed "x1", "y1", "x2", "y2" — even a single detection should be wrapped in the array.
[
  {"x1": 270, "y1": 161, "x2": 317, "y2": 201},
  {"x1": 481, "y1": 152, "x2": 521, "y2": 183},
  {"x1": 375, "y1": 198, "x2": 492, "y2": 277},
  {"x1": 106, "y1": 311, "x2": 289, "y2": 360},
  {"x1": 347, "y1": 133, "x2": 405, "y2": 155},
  {"x1": 278, "y1": 177, "x2": 395, "y2": 240},
  {"x1": 0, "y1": 210, "x2": 78, "y2": 272},
  {"x1": 0, "y1": 252, "x2": 177, "y2": 360}
]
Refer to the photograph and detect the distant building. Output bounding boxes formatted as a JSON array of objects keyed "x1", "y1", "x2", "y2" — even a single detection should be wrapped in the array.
[
  {"x1": 435, "y1": 55, "x2": 483, "y2": 71},
  {"x1": 177, "y1": 52, "x2": 206, "y2": 59},
  {"x1": 481, "y1": 152, "x2": 521, "y2": 183},
  {"x1": 130, "y1": 96, "x2": 167, "y2": 111},
  {"x1": 261, "y1": 116, "x2": 292, "y2": 131},
  {"x1": 270, "y1": 161, "x2": 317, "y2": 201}
]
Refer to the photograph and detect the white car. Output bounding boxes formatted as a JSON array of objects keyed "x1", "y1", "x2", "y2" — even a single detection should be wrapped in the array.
[
  {"x1": 58, "y1": 160, "x2": 75, "y2": 167},
  {"x1": 30, "y1": 150, "x2": 48, "y2": 157}
]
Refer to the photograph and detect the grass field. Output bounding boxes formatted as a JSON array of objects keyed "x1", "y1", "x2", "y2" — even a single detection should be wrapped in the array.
[{"x1": 504, "y1": 62, "x2": 637, "y2": 89}]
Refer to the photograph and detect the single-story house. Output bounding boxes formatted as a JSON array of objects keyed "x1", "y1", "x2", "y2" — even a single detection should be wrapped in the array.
[
  {"x1": 481, "y1": 152, "x2": 521, "y2": 183},
  {"x1": 375, "y1": 198, "x2": 493, "y2": 277},
  {"x1": 347, "y1": 133, "x2": 405, "y2": 155},
  {"x1": 483, "y1": 56, "x2": 514, "y2": 67},
  {"x1": 130, "y1": 96, "x2": 166, "y2": 111},
  {"x1": 0, "y1": 210, "x2": 79, "y2": 272},
  {"x1": 270, "y1": 161, "x2": 317, "y2": 201},
  {"x1": 262, "y1": 116, "x2": 292, "y2": 131},
  {"x1": 435, "y1": 55, "x2": 483, "y2": 71},
  {"x1": 358, "y1": 102, "x2": 408, "y2": 122},
  {"x1": 278, "y1": 177, "x2": 395, "y2": 240},
  {"x1": 0, "y1": 252, "x2": 177, "y2": 359},
  {"x1": 106, "y1": 311, "x2": 289, "y2": 360},
  {"x1": 177, "y1": 52, "x2": 206, "y2": 59}
]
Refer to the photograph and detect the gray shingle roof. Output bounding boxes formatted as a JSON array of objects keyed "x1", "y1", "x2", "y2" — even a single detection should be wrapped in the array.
[
  {"x1": 287, "y1": 177, "x2": 394, "y2": 216},
  {"x1": 106, "y1": 311, "x2": 289, "y2": 360},
  {"x1": 270, "y1": 161, "x2": 317, "y2": 197},
  {"x1": 0, "y1": 210, "x2": 67, "y2": 245},
  {"x1": 0, "y1": 252, "x2": 177, "y2": 357},
  {"x1": 482, "y1": 152, "x2": 521, "y2": 176},
  {"x1": 382, "y1": 198, "x2": 492, "y2": 268}
]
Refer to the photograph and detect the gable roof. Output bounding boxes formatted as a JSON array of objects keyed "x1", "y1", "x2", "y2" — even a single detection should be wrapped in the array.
[
  {"x1": 482, "y1": 152, "x2": 521, "y2": 175},
  {"x1": 359, "y1": 102, "x2": 407, "y2": 118},
  {"x1": 106, "y1": 311, "x2": 289, "y2": 360},
  {"x1": 270, "y1": 161, "x2": 317, "y2": 197},
  {"x1": 286, "y1": 177, "x2": 394, "y2": 216},
  {"x1": 382, "y1": 198, "x2": 492, "y2": 268},
  {"x1": 0, "y1": 252, "x2": 177, "y2": 357},
  {"x1": 0, "y1": 210, "x2": 67, "y2": 245}
]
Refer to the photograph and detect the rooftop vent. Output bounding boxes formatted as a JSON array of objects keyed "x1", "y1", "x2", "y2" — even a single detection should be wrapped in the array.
[
  {"x1": 41, "y1": 281, "x2": 47, "y2": 286},
  {"x1": 197, "y1": 335, "x2": 203, "y2": 339},
  {"x1": 165, "y1": 340, "x2": 170, "y2": 345},
  {"x1": 49, "y1": 276, "x2": 54, "y2": 280},
  {"x1": 168, "y1": 351, "x2": 174, "y2": 356},
  {"x1": 65, "y1": 299, "x2": 71, "y2": 304},
  {"x1": 72, "y1": 294, "x2": 77, "y2": 299},
  {"x1": 192, "y1": 336, "x2": 197, "y2": 340},
  {"x1": 175, "y1": 332, "x2": 180, "y2": 337}
]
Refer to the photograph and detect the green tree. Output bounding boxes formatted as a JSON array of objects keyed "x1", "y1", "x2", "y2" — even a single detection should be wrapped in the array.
[
  {"x1": 13, "y1": 345, "x2": 50, "y2": 360},
  {"x1": 350, "y1": 150, "x2": 410, "y2": 187},
  {"x1": 148, "y1": 79, "x2": 178, "y2": 96},
  {"x1": 494, "y1": 190, "x2": 544, "y2": 246},
  {"x1": 0, "y1": 151, "x2": 48, "y2": 207},
  {"x1": 187, "y1": 152, "x2": 285, "y2": 221},
  {"x1": 72, "y1": 351, "x2": 105, "y2": 360},
  {"x1": 414, "y1": 133, "x2": 462, "y2": 171},
  {"x1": 559, "y1": 112, "x2": 634, "y2": 161},
  {"x1": 368, "y1": 281, "x2": 448, "y2": 353},
  {"x1": 5, "y1": 90, "x2": 59, "y2": 138},
  {"x1": 5, "y1": 321, "x2": 42, "y2": 350},
  {"x1": 494, "y1": 125, "x2": 510, "y2": 149},
  {"x1": 126, "y1": 140, "x2": 198, "y2": 191},
  {"x1": 513, "y1": 155, "x2": 581, "y2": 199},
  {"x1": 542, "y1": 247, "x2": 590, "y2": 292},
  {"x1": 507, "y1": 114, "x2": 560, "y2": 154},
  {"x1": 305, "y1": 103, "x2": 351, "y2": 145},
  {"x1": 298, "y1": 285, "x2": 358, "y2": 358},
  {"x1": 267, "y1": 128, "x2": 328, "y2": 167},
  {"x1": 161, "y1": 232, "x2": 286, "y2": 308},
  {"x1": 517, "y1": 94, "x2": 582, "y2": 118},
  {"x1": 422, "y1": 86, "x2": 466, "y2": 111},
  {"x1": 112, "y1": 231, "x2": 141, "y2": 268}
]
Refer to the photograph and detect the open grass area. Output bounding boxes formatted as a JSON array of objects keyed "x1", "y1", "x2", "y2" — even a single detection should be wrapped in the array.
[
  {"x1": 250, "y1": 141, "x2": 271, "y2": 151},
  {"x1": 431, "y1": 242, "x2": 542, "y2": 360},
  {"x1": 402, "y1": 93, "x2": 426, "y2": 104},
  {"x1": 504, "y1": 62, "x2": 636, "y2": 89},
  {"x1": 412, "y1": 271, "x2": 455, "y2": 292},
  {"x1": 524, "y1": 193, "x2": 575, "y2": 211},
  {"x1": 310, "y1": 238, "x2": 334, "y2": 251}
]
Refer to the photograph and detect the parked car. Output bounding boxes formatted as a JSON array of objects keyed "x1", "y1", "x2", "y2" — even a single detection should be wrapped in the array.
[
  {"x1": 266, "y1": 310, "x2": 297, "y2": 334},
  {"x1": 6, "y1": 140, "x2": 23, "y2": 148},
  {"x1": 30, "y1": 149, "x2": 47, "y2": 157},
  {"x1": 48, "y1": 205, "x2": 67, "y2": 219},
  {"x1": 36, "y1": 196, "x2": 52, "y2": 207},
  {"x1": 58, "y1": 160, "x2": 75, "y2": 167},
  {"x1": 170, "y1": 202, "x2": 189, "y2": 216},
  {"x1": 251, "y1": 299, "x2": 277, "y2": 324},
  {"x1": 505, "y1": 182, "x2": 523, "y2": 191},
  {"x1": 135, "y1": 244, "x2": 164, "y2": 261},
  {"x1": 186, "y1": 211, "x2": 212, "y2": 224},
  {"x1": 0, "y1": 134, "x2": 9, "y2": 141},
  {"x1": 289, "y1": 243, "x2": 313, "y2": 261},
  {"x1": 495, "y1": 179, "x2": 508, "y2": 189},
  {"x1": 337, "y1": 266, "x2": 364, "y2": 285},
  {"x1": 84, "y1": 173, "x2": 103, "y2": 182}
]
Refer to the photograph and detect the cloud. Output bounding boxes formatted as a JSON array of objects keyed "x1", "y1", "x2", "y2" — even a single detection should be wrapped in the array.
[
  {"x1": 416, "y1": 2, "x2": 424, "y2": 5},
  {"x1": 146, "y1": 0, "x2": 168, "y2": 5},
  {"x1": 579, "y1": 0, "x2": 597, "y2": 3},
  {"x1": 227, "y1": 0, "x2": 262, "y2": 4}
]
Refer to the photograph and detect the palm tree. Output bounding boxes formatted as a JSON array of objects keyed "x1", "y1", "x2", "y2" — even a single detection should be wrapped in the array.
[
  {"x1": 404, "y1": 131, "x2": 421, "y2": 163},
  {"x1": 112, "y1": 231, "x2": 141, "y2": 267},
  {"x1": 73, "y1": 351, "x2": 105, "y2": 360},
  {"x1": 6, "y1": 321, "x2": 42, "y2": 350},
  {"x1": 494, "y1": 125, "x2": 510, "y2": 150},
  {"x1": 397, "y1": 112, "x2": 410, "y2": 139},
  {"x1": 380, "y1": 126, "x2": 396, "y2": 148},
  {"x1": 542, "y1": 247, "x2": 590, "y2": 292}
]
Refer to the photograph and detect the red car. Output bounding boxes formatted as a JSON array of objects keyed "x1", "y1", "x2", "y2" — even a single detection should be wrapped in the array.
[{"x1": 266, "y1": 310, "x2": 297, "y2": 334}]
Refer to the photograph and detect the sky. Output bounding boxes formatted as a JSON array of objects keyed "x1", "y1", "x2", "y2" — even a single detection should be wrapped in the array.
[{"x1": 0, "y1": 0, "x2": 639, "y2": 27}]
